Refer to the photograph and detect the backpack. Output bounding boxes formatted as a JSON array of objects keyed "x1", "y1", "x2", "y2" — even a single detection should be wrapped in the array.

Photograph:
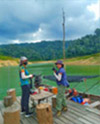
[{"x1": 71, "y1": 96, "x2": 83, "y2": 103}]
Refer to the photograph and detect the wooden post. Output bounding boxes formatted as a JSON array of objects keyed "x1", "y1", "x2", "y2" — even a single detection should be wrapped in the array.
[
  {"x1": 0, "y1": 112, "x2": 3, "y2": 124},
  {"x1": 62, "y1": 9, "x2": 66, "y2": 60},
  {"x1": 52, "y1": 97, "x2": 56, "y2": 108},
  {"x1": 3, "y1": 103, "x2": 20, "y2": 124},
  {"x1": 36, "y1": 103, "x2": 53, "y2": 124},
  {"x1": 4, "y1": 96, "x2": 13, "y2": 107},
  {"x1": 84, "y1": 78, "x2": 90, "y2": 98},
  {"x1": 7, "y1": 89, "x2": 16, "y2": 102},
  {"x1": 62, "y1": 9, "x2": 66, "y2": 69}
]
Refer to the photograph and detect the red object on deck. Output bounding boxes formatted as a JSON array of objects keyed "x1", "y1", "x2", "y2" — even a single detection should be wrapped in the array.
[
  {"x1": 81, "y1": 101, "x2": 85, "y2": 105},
  {"x1": 44, "y1": 88, "x2": 49, "y2": 91},
  {"x1": 32, "y1": 92, "x2": 38, "y2": 95}
]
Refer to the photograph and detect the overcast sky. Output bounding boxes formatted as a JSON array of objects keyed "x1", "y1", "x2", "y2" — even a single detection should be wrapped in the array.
[{"x1": 0, "y1": 0, "x2": 100, "y2": 44}]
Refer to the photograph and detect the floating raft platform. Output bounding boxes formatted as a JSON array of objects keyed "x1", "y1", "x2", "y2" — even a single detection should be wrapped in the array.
[{"x1": 0, "y1": 96, "x2": 100, "y2": 124}]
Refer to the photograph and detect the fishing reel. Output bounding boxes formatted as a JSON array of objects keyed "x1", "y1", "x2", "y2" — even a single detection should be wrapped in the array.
[{"x1": 29, "y1": 74, "x2": 42, "y2": 94}]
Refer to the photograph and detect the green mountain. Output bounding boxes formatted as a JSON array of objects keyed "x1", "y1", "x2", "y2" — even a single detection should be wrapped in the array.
[{"x1": 0, "y1": 28, "x2": 100, "y2": 61}]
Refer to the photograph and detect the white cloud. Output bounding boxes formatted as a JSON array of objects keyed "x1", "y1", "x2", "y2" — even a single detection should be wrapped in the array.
[
  {"x1": 13, "y1": 39, "x2": 20, "y2": 44},
  {"x1": 33, "y1": 28, "x2": 42, "y2": 37},
  {"x1": 87, "y1": 0, "x2": 100, "y2": 21},
  {"x1": 32, "y1": 39, "x2": 42, "y2": 43}
]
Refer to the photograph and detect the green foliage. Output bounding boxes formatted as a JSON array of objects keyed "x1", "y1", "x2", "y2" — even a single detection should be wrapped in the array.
[
  {"x1": 0, "y1": 28, "x2": 100, "y2": 61},
  {"x1": 95, "y1": 28, "x2": 100, "y2": 36},
  {"x1": 66, "y1": 28, "x2": 100, "y2": 57},
  {"x1": 0, "y1": 55, "x2": 16, "y2": 60}
]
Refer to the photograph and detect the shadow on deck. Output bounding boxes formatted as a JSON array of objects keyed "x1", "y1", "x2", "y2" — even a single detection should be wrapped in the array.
[{"x1": 0, "y1": 96, "x2": 100, "y2": 124}]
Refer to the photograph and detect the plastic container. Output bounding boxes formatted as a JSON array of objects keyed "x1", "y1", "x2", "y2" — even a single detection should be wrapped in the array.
[
  {"x1": 39, "y1": 87, "x2": 44, "y2": 90},
  {"x1": 52, "y1": 87, "x2": 58, "y2": 94}
]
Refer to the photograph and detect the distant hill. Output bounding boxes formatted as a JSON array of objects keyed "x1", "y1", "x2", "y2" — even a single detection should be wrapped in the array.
[
  {"x1": 0, "y1": 28, "x2": 100, "y2": 61},
  {"x1": 0, "y1": 55, "x2": 18, "y2": 67},
  {"x1": 66, "y1": 53, "x2": 100, "y2": 65},
  {"x1": 0, "y1": 53, "x2": 99, "y2": 67}
]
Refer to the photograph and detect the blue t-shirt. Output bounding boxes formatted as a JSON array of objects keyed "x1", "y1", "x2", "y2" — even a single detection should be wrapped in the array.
[
  {"x1": 56, "y1": 68, "x2": 69, "y2": 87},
  {"x1": 19, "y1": 66, "x2": 30, "y2": 86}
]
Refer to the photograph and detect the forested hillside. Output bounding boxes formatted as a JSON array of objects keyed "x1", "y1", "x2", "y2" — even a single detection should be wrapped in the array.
[{"x1": 0, "y1": 28, "x2": 100, "y2": 61}]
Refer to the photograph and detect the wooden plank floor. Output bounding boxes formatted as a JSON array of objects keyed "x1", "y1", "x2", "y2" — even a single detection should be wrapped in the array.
[{"x1": 0, "y1": 96, "x2": 100, "y2": 124}]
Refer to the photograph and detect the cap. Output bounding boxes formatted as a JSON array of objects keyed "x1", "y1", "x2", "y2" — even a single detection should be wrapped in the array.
[
  {"x1": 20, "y1": 56, "x2": 27, "y2": 62},
  {"x1": 55, "y1": 60, "x2": 64, "y2": 66}
]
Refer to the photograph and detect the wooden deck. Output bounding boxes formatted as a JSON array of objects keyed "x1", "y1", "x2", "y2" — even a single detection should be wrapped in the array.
[{"x1": 0, "y1": 96, "x2": 100, "y2": 124}]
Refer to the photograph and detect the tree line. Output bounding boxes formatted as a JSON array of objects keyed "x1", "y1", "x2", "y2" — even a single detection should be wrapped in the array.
[{"x1": 0, "y1": 28, "x2": 100, "y2": 61}]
